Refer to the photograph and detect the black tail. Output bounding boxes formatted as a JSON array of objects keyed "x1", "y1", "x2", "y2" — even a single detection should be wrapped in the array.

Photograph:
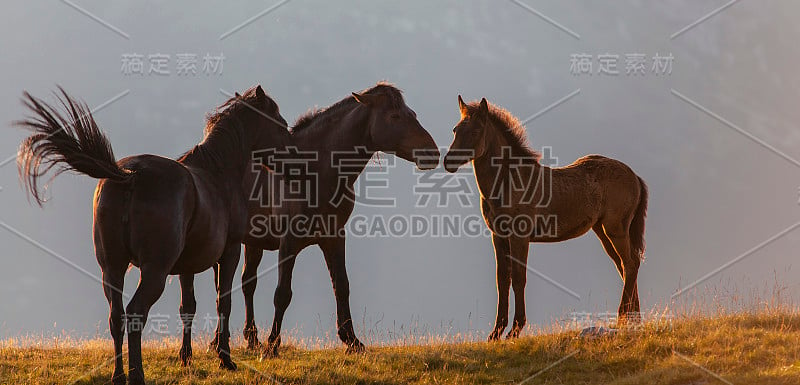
[
  {"x1": 629, "y1": 176, "x2": 648, "y2": 260},
  {"x1": 15, "y1": 87, "x2": 132, "y2": 206}
]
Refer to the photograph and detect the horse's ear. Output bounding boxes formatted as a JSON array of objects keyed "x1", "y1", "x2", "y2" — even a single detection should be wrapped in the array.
[
  {"x1": 458, "y1": 95, "x2": 468, "y2": 116},
  {"x1": 235, "y1": 92, "x2": 241, "y2": 98},
  {"x1": 352, "y1": 92, "x2": 379, "y2": 106},
  {"x1": 478, "y1": 98, "x2": 489, "y2": 115},
  {"x1": 255, "y1": 85, "x2": 266, "y2": 100}
]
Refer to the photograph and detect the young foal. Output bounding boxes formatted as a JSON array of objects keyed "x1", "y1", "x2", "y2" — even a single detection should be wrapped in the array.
[
  {"x1": 443, "y1": 96, "x2": 648, "y2": 340},
  {"x1": 225, "y1": 83, "x2": 439, "y2": 358},
  {"x1": 17, "y1": 86, "x2": 291, "y2": 384}
]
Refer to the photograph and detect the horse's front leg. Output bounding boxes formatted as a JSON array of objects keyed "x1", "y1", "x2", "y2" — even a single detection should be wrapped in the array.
[
  {"x1": 261, "y1": 236, "x2": 301, "y2": 359},
  {"x1": 214, "y1": 243, "x2": 241, "y2": 370},
  {"x1": 208, "y1": 264, "x2": 220, "y2": 352},
  {"x1": 321, "y1": 235, "x2": 364, "y2": 353},
  {"x1": 489, "y1": 233, "x2": 511, "y2": 341},
  {"x1": 178, "y1": 273, "x2": 196, "y2": 366},
  {"x1": 242, "y1": 245, "x2": 264, "y2": 350},
  {"x1": 507, "y1": 237, "x2": 530, "y2": 339}
]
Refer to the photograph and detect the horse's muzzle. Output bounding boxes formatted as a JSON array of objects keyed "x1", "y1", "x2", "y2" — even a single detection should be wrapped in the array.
[
  {"x1": 443, "y1": 152, "x2": 469, "y2": 173},
  {"x1": 414, "y1": 148, "x2": 441, "y2": 170}
]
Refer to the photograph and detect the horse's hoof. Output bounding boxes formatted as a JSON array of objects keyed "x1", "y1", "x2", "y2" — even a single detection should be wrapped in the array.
[
  {"x1": 487, "y1": 331, "x2": 502, "y2": 342},
  {"x1": 246, "y1": 338, "x2": 262, "y2": 351},
  {"x1": 111, "y1": 372, "x2": 126, "y2": 385},
  {"x1": 616, "y1": 313, "x2": 641, "y2": 329},
  {"x1": 346, "y1": 340, "x2": 366, "y2": 354},
  {"x1": 219, "y1": 357, "x2": 238, "y2": 371},
  {"x1": 179, "y1": 346, "x2": 193, "y2": 367},
  {"x1": 260, "y1": 349, "x2": 279, "y2": 360},
  {"x1": 127, "y1": 370, "x2": 145, "y2": 385},
  {"x1": 207, "y1": 338, "x2": 219, "y2": 353},
  {"x1": 259, "y1": 344, "x2": 279, "y2": 361},
  {"x1": 244, "y1": 328, "x2": 260, "y2": 350}
]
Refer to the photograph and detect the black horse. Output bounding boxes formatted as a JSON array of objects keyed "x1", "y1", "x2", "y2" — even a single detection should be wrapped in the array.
[
  {"x1": 16, "y1": 86, "x2": 292, "y2": 384},
  {"x1": 210, "y1": 83, "x2": 440, "y2": 358}
]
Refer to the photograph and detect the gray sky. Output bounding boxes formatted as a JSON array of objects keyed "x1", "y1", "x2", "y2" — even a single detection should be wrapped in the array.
[{"x1": 1, "y1": 0, "x2": 799, "y2": 344}]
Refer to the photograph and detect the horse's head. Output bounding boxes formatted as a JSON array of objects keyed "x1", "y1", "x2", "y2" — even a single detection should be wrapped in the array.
[
  {"x1": 233, "y1": 85, "x2": 292, "y2": 154},
  {"x1": 353, "y1": 85, "x2": 439, "y2": 170},
  {"x1": 444, "y1": 95, "x2": 490, "y2": 172}
]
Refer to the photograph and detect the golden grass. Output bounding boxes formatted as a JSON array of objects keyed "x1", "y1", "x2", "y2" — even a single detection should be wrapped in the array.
[{"x1": 2, "y1": 308, "x2": 799, "y2": 384}]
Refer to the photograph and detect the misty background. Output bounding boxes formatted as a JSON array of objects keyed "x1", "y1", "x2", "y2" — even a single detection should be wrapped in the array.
[{"x1": 1, "y1": 1, "x2": 799, "y2": 343}]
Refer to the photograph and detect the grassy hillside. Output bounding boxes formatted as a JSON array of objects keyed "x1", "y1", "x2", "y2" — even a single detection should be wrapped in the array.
[{"x1": 2, "y1": 311, "x2": 800, "y2": 384}]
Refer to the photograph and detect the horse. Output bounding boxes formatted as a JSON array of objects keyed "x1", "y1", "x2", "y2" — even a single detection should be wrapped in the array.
[
  {"x1": 208, "y1": 82, "x2": 439, "y2": 358},
  {"x1": 443, "y1": 96, "x2": 648, "y2": 340},
  {"x1": 16, "y1": 85, "x2": 292, "y2": 385}
]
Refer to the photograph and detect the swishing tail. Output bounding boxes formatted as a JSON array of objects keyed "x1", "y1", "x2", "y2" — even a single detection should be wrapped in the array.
[
  {"x1": 629, "y1": 176, "x2": 648, "y2": 260},
  {"x1": 15, "y1": 87, "x2": 132, "y2": 205}
]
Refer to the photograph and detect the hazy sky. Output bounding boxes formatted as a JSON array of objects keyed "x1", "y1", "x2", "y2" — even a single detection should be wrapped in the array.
[{"x1": 2, "y1": 1, "x2": 799, "y2": 344}]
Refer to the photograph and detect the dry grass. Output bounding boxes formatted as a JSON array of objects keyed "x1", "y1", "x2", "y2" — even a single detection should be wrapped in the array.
[{"x1": 2, "y1": 306, "x2": 799, "y2": 384}]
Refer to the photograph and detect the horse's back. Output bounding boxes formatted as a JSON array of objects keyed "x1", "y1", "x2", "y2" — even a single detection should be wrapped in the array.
[
  {"x1": 558, "y1": 154, "x2": 638, "y2": 188},
  {"x1": 565, "y1": 154, "x2": 643, "y2": 227},
  {"x1": 94, "y1": 154, "x2": 192, "y2": 228},
  {"x1": 525, "y1": 155, "x2": 641, "y2": 242}
]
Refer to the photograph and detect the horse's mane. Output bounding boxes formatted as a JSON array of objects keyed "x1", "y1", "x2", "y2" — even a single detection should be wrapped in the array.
[
  {"x1": 203, "y1": 87, "x2": 264, "y2": 136},
  {"x1": 291, "y1": 82, "x2": 404, "y2": 134},
  {"x1": 468, "y1": 100, "x2": 542, "y2": 161},
  {"x1": 179, "y1": 86, "x2": 266, "y2": 162}
]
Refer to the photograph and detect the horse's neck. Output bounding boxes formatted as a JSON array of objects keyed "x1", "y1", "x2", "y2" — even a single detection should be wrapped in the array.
[
  {"x1": 183, "y1": 123, "x2": 248, "y2": 181},
  {"x1": 293, "y1": 108, "x2": 374, "y2": 190},
  {"x1": 473, "y1": 131, "x2": 543, "y2": 206}
]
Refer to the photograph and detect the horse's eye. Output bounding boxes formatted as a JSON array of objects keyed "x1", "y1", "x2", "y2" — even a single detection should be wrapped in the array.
[{"x1": 390, "y1": 113, "x2": 401, "y2": 120}]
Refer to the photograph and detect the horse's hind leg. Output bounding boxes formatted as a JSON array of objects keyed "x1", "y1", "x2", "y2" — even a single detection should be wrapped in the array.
[
  {"x1": 488, "y1": 233, "x2": 512, "y2": 341},
  {"x1": 126, "y1": 265, "x2": 169, "y2": 385},
  {"x1": 178, "y1": 273, "x2": 196, "y2": 366},
  {"x1": 242, "y1": 246, "x2": 264, "y2": 350},
  {"x1": 507, "y1": 238, "x2": 530, "y2": 339},
  {"x1": 101, "y1": 265, "x2": 127, "y2": 385},
  {"x1": 593, "y1": 224, "x2": 623, "y2": 280},
  {"x1": 321, "y1": 236, "x2": 365, "y2": 353},
  {"x1": 605, "y1": 228, "x2": 641, "y2": 323}
]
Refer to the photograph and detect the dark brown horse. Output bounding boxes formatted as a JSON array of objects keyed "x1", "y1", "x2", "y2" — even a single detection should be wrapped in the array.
[
  {"x1": 443, "y1": 96, "x2": 648, "y2": 340},
  {"x1": 16, "y1": 86, "x2": 292, "y2": 384},
  {"x1": 213, "y1": 83, "x2": 439, "y2": 358}
]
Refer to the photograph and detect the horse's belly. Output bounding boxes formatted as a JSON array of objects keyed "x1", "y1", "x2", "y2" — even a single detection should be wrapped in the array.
[
  {"x1": 171, "y1": 242, "x2": 226, "y2": 274},
  {"x1": 530, "y1": 211, "x2": 594, "y2": 242},
  {"x1": 171, "y1": 218, "x2": 229, "y2": 274}
]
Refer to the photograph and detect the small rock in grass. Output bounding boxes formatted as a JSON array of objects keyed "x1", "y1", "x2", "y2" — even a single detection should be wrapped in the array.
[{"x1": 578, "y1": 326, "x2": 618, "y2": 339}]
